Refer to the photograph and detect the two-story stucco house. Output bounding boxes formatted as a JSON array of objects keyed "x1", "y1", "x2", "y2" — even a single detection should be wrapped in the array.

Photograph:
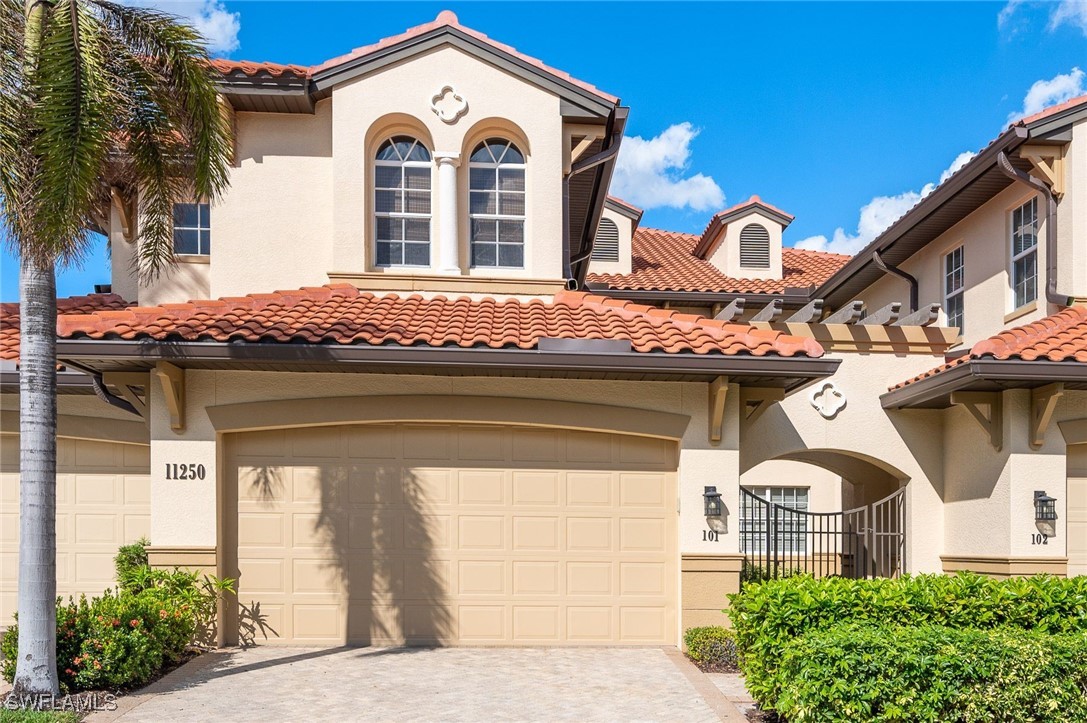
[{"x1": 2, "y1": 11, "x2": 1085, "y2": 647}]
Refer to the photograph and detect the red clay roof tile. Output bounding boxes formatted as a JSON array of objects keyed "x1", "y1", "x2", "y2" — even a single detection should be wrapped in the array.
[
  {"x1": 1013, "y1": 93, "x2": 1087, "y2": 127},
  {"x1": 587, "y1": 227, "x2": 851, "y2": 294},
  {"x1": 1, "y1": 294, "x2": 132, "y2": 362},
  {"x1": 55, "y1": 285, "x2": 824, "y2": 358},
  {"x1": 208, "y1": 59, "x2": 310, "y2": 79},
  {"x1": 890, "y1": 306, "x2": 1087, "y2": 390}
]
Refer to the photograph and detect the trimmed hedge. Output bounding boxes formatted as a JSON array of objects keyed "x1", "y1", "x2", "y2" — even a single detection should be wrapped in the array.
[
  {"x1": 682, "y1": 626, "x2": 737, "y2": 670},
  {"x1": 774, "y1": 623, "x2": 1087, "y2": 722},
  {"x1": 726, "y1": 572, "x2": 1087, "y2": 708}
]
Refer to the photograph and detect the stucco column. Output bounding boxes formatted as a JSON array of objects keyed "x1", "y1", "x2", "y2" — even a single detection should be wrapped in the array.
[{"x1": 434, "y1": 152, "x2": 461, "y2": 274}]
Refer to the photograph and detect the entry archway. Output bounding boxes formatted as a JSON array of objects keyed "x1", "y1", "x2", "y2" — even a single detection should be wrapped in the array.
[{"x1": 739, "y1": 450, "x2": 910, "y2": 579}]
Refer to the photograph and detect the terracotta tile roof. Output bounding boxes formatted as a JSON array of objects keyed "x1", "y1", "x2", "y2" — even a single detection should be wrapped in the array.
[
  {"x1": 1014, "y1": 93, "x2": 1087, "y2": 127},
  {"x1": 56, "y1": 284, "x2": 824, "y2": 358},
  {"x1": 890, "y1": 306, "x2": 1087, "y2": 390},
  {"x1": 706, "y1": 195, "x2": 794, "y2": 225},
  {"x1": 1, "y1": 294, "x2": 132, "y2": 362},
  {"x1": 587, "y1": 227, "x2": 852, "y2": 294},
  {"x1": 208, "y1": 59, "x2": 310, "y2": 79},
  {"x1": 211, "y1": 11, "x2": 617, "y2": 104}
]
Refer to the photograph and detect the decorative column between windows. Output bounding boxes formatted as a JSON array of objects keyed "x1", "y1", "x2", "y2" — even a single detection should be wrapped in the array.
[{"x1": 434, "y1": 152, "x2": 461, "y2": 274}]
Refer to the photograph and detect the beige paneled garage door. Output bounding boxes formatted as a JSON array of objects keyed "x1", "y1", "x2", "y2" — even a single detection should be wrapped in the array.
[
  {"x1": 229, "y1": 423, "x2": 677, "y2": 645},
  {"x1": 1, "y1": 434, "x2": 151, "y2": 625},
  {"x1": 1068, "y1": 445, "x2": 1087, "y2": 578}
]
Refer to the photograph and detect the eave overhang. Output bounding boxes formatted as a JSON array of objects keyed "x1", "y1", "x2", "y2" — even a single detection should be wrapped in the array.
[
  {"x1": 583, "y1": 286, "x2": 816, "y2": 309},
  {"x1": 880, "y1": 359, "x2": 1087, "y2": 409},
  {"x1": 816, "y1": 126, "x2": 1033, "y2": 309},
  {"x1": 56, "y1": 338, "x2": 839, "y2": 393}
]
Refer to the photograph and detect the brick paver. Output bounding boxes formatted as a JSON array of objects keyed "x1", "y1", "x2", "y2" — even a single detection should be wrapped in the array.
[{"x1": 90, "y1": 647, "x2": 728, "y2": 722}]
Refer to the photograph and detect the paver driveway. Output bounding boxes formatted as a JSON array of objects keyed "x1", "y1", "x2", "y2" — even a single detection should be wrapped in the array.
[{"x1": 90, "y1": 646, "x2": 735, "y2": 722}]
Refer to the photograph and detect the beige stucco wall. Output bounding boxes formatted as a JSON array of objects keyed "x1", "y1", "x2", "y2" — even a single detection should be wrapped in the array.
[
  {"x1": 853, "y1": 183, "x2": 1051, "y2": 348},
  {"x1": 209, "y1": 101, "x2": 335, "y2": 299},
  {"x1": 1056, "y1": 118, "x2": 1087, "y2": 301},
  {"x1": 706, "y1": 210, "x2": 784, "y2": 281},
  {"x1": 740, "y1": 459, "x2": 843, "y2": 513},
  {"x1": 330, "y1": 45, "x2": 565, "y2": 281},
  {"x1": 585, "y1": 206, "x2": 634, "y2": 276}
]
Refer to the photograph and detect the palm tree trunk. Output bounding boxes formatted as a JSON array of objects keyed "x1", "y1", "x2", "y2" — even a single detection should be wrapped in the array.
[{"x1": 13, "y1": 254, "x2": 59, "y2": 696}]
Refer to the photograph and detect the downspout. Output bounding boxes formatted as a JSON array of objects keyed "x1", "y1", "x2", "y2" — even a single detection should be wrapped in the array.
[
  {"x1": 64, "y1": 359, "x2": 140, "y2": 417},
  {"x1": 997, "y1": 151, "x2": 1070, "y2": 307},
  {"x1": 872, "y1": 251, "x2": 918, "y2": 313}
]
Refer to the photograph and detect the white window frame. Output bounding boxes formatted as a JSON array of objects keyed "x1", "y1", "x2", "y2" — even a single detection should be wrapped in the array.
[
  {"x1": 172, "y1": 202, "x2": 211, "y2": 256},
  {"x1": 943, "y1": 245, "x2": 965, "y2": 334},
  {"x1": 373, "y1": 136, "x2": 433, "y2": 269},
  {"x1": 740, "y1": 486, "x2": 810, "y2": 555},
  {"x1": 468, "y1": 139, "x2": 526, "y2": 269},
  {"x1": 1009, "y1": 197, "x2": 1038, "y2": 310}
]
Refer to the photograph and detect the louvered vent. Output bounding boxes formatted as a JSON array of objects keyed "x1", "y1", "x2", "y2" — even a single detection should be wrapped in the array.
[
  {"x1": 592, "y1": 218, "x2": 620, "y2": 262},
  {"x1": 739, "y1": 223, "x2": 771, "y2": 268}
]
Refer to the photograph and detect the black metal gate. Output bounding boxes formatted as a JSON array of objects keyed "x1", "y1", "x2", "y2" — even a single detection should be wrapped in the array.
[{"x1": 739, "y1": 487, "x2": 905, "y2": 581}]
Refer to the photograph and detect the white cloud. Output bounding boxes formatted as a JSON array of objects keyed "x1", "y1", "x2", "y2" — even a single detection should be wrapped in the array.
[
  {"x1": 1007, "y1": 67, "x2": 1085, "y2": 122},
  {"x1": 133, "y1": 1, "x2": 241, "y2": 54},
  {"x1": 794, "y1": 152, "x2": 976, "y2": 256},
  {"x1": 611, "y1": 123, "x2": 725, "y2": 212},
  {"x1": 999, "y1": 0, "x2": 1087, "y2": 37},
  {"x1": 1049, "y1": 0, "x2": 1087, "y2": 34}
]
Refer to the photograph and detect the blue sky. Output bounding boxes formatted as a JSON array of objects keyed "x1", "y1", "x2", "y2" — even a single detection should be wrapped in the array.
[{"x1": 2, "y1": 0, "x2": 1086, "y2": 301}]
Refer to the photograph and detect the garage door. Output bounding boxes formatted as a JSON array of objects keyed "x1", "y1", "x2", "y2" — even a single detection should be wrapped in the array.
[
  {"x1": 1, "y1": 434, "x2": 151, "y2": 625},
  {"x1": 228, "y1": 423, "x2": 677, "y2": 645},
  {"x1": 1069, "y1": 445, "x2": 1087, "y2": 578}
]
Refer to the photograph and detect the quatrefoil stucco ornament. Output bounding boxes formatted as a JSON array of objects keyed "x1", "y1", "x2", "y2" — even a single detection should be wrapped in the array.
[
  {"x1": 809, "y1": 381, "x2": 847, "y2": 419},
  {"x1": 430, "y1": 85, "x2": 468, "y2": 124}
]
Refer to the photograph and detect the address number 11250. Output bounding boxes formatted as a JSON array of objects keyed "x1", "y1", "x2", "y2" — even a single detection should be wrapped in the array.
[{"x1": 165, "y1": 463, "x2": 206, "y2": 481}]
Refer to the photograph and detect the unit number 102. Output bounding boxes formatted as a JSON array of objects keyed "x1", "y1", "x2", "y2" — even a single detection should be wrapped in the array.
[
  {"x1": 165, "y1": 463, "x2": 206, "y2": 480},
  {"x1": 1031, "y1": 533, "x2": 1049, "y2": 545}
]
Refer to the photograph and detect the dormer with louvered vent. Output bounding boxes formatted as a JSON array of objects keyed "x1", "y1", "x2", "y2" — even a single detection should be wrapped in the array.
[
  {"x1": 695, "y1": 195, "x2": 791, "y2": 281},
  {"x1": 588, "y1": 196, "x2": 643, "y2": 275}
]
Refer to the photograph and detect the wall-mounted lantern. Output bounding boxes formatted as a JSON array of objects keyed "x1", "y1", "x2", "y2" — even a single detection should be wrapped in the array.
[
  {"x1": 704, "y1": 486, "x2": 723, "y2": 517},
  {"x1": 1034, "y1": 490, "x2": 1057, "y2": 538}
]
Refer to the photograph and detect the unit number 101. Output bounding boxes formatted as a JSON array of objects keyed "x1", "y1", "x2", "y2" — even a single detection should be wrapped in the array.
[
  {"x1": 165, "y1": 463, "x2": 206, "y2": 480},
  {"x1": 702, "y1": 530, "x2": 720, "y2": 542}
]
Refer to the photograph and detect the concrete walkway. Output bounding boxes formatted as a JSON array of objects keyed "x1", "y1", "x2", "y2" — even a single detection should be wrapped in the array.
[{"x1": 88, "y1": 646, "x2": 746, "y2": 722}]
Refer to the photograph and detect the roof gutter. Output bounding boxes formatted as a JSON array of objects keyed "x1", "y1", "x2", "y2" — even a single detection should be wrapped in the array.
[
  {"x1": 880, "y1": 357, "x2": 1087, "y2": 409},
  {"x1": 996, "y1": 151, "x2": 1071, "y2": 307},
  {"x1": 583, "y1": 286, "x2": 816, "y2": 307},
  {"x1": 56, "y1": 338, "x2": 840, "y2": 390},
  {"x1": 872, "y1": 251, "x2": 918, "y2": 313},
  {"x1": 814, "y1": 126, "x2": 1030, "y2": 306}
]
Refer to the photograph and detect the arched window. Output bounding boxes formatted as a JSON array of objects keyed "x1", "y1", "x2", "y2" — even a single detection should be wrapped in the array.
[
  {"x1": 592, "y1": 218, "x2": 620, "y2": 262},
  {"x1": 739, "y1": 223, "x2": 771, "y2": 268},
  {"x1": 374, "y1": 136, "x2": 432, "y2": 267},
  {"x1": 469, "y1": 138, "x2": 525, "y2": 268}
]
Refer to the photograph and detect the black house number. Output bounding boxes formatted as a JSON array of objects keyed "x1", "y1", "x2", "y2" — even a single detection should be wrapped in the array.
[
  {"x1": 165, "y1": 463, "x2": 206, "y2": 481},
  {"x1": 702, "y1": 530, "x2": 720, "y2": 542},
  {"x1": 1031, "y1": 533, "x2": 1049, "y2": 545}
]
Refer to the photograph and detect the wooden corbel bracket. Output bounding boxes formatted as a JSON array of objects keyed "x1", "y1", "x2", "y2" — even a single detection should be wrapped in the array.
[
  {"x1": 950, "y1": 391, "x2": 1003, "y2": 451},
  {"x1": 739, "y1": 387, "x2": 786, "y2": 425},
  {"x1": 1030, "y1": 383, "x2": 1064, "y2": 449},
  {"x1": 709, "y1": 376, "x2": 729, "y2": 443},
  {"x1": 155, "y1": 362, "x2": 186, "y2": 432}
]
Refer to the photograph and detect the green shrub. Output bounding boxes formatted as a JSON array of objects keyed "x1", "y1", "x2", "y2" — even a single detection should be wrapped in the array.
[
  {"x1": 2, "y1": 541, "x2": 233, "y2": 693},
  {"x1": 726, "y1": 572, "x2": 1087, "y2": 708},
  {"x1": 114, "y1": 537, "x2": 149, "y2": 591},
  {"x1": 682, "y1": 626, "x2": 737, "y2": 670},
  {"x1": 774, "y1": 623, "x2": 1087, "y2": 722}
]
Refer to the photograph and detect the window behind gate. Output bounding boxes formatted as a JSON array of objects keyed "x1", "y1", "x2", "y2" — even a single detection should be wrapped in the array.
[{"x1": 740, "y1": 486, "x2": 809, "y2": 554}]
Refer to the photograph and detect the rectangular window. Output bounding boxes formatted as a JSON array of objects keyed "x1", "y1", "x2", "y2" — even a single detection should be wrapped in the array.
[
  {"x1": 1010, "y1": 198, "x2": 1038, "y2": 309},
  {"x1": 740, "y1": 487, "x2": 809, "y2": 555},
  {"x1": 944, "y1": 245, "x2": 964, "y2": 333},
  {"x1": 172, "y1": 202, "x2": 210, "y2": 255}
]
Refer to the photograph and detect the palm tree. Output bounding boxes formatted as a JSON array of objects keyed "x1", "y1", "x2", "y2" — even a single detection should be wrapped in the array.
[{"x1": 1, "y1": 0, "x2": 231, "y2": 694}]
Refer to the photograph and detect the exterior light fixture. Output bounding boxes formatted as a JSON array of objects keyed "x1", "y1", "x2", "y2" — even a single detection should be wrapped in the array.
[
  {"x1": 704, "y1": 486, "x2": 723, "y2": 517},
  {"x1": 1034, "y1": 491, "x2": 1057, "y2": 539}
]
